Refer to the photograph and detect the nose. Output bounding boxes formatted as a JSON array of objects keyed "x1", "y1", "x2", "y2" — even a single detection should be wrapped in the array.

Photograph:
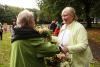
[{"x1": 62, "y1": 16, "x2": 67, "y2": 20}]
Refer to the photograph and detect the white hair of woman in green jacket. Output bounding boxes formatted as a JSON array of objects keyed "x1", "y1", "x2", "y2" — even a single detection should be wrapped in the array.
[
  {"x1": 16, "y1": 10, "x2": 35, "y2": 28},
  {"x1": 10, "y1": 9, "x2": 60, "y2": 67}
]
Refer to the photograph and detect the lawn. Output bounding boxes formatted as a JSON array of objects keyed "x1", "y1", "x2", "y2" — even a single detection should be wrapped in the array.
[
  {"x1": 88, "y1": 28, "x2": 100, "y2": 43},
  {"x1": 0, "y1": 32, "x2": 11, "y2": 67},
  {"x1": 0, "y1": 29, "x2": 100, "y2": 67}
]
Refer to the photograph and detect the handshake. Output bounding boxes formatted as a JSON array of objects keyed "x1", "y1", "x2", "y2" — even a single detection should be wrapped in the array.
[{"x1": 59, "y1": 44, "x2": 69, "y2": 54}]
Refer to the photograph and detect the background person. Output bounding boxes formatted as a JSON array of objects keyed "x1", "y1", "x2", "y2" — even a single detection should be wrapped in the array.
[
  {"x1": 0, "y1": 23, "x2": 3, "y2": 40},
  {"x1": 49, "y1": 19, "x2": 57, "y2": 32},
  {"x1": 53, "y1": 24, "x2": 60, "y2": 36}
]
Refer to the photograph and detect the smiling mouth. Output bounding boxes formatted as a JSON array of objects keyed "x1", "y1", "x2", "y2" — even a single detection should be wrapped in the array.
[{"x1": 64, "y1": 19, "x2": 68, "y2": 22}]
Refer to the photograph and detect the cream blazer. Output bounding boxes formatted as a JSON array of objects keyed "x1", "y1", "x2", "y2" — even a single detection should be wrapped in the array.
[{"x1": 52, "y1": 21, "x2": 93, "y2": 67}]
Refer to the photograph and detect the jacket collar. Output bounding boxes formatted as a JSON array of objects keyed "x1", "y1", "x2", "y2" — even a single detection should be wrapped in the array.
[
  {"x1": 11, "y1": 27, "x2": 41, "y2": 43},
  {"x1": 60, "y1": 21, "x2": 76, "y2": 32}
]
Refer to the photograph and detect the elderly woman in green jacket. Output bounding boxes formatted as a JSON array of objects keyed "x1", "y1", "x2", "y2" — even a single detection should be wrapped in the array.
[{"x1": 10, "y1": 10, "x2": 60, "y2": 67}]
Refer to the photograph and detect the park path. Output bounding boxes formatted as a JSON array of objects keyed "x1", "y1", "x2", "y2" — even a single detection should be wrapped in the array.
[{"x1": 89, "y1": 39, "x2": 100, "y2": 61}]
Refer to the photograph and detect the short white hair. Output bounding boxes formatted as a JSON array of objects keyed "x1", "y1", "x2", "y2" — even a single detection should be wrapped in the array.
[
  {"x1": 16, "y1": 10, "x2": 34, "y2": 27},
  {"x1": 62, "y1": 7, "x2": 78, "y2": 20}
]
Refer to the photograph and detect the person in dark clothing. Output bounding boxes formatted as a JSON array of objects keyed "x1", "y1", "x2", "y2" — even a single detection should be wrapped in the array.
[
  {"x1": 49, "y1": 20, "x2": 57, "y2": 32},
  {"x1": 0, "y1": 23, "x2": 3, "y2": 40},
  {"x1": 53, "y1": 24, "x2": 60, "y2": 36}
]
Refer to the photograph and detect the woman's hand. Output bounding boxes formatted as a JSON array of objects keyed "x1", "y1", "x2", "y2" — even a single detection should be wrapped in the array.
[{"x1": 59, "y1": 45, "x2": 69, "y2": 54}]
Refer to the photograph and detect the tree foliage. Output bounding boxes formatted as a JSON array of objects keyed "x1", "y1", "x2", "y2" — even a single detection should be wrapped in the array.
[
  {"x1": 38, "y1": 0, "x2": 100, "y2": 27},
  {"x1": 0, "y1": 4, "x2": 23, "y2": 24},
  {"x1": 0, "y1": 4, "x2": 39, "y2": 24}
]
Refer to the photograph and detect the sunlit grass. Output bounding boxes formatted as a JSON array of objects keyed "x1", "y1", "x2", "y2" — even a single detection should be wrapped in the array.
[
  {"x1": 88, "y1": 28, "x2": 100, "y2": 43},
  {"x1": 0, "y1": 32, "x2": 11, "y2": 67}
]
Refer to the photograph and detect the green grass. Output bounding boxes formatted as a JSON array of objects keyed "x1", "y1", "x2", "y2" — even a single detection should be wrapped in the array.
[
  {"x1": 0, "y1": 32, "x2": 11, "y2": 67},
  {"x1": 0, "y1": 32, "x2": 100, "y2": 67},
  {"x1": 92, "y1": 23, "x2": 100, "y2": 28},
  {"x1": 90, "y1": 61, "x2": 100, "y2": 67},
  {"x1": 94, "y1": 35, "x2": 100, "y2": 44}
]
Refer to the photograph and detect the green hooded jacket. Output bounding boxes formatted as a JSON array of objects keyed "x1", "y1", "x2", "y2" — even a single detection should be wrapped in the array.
[{"x1": 10, "y1": 27, "x2": 60, "y2": 67}]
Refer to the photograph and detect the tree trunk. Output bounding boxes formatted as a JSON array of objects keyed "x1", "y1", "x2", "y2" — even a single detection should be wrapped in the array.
[
  {"x1": 84, "y1": 4, "x2": 92, "y2": 28},
  {"x1": 86, "y1": 17, "x2": 92, "y2": 28}
]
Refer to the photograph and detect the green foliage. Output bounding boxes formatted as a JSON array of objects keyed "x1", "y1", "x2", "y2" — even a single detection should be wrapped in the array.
[
  {"x1": 0, "y1": 4, "x2": 40, "y2": 24},
  {"x1": 38, "y1": 0, "x2": 63, "y2": 22},
  {"x1": 38, "y1": 0, "x2": 100, "y2": 26},
  {"x1": 0, "y1": 5, "x2": 23, "y2": 24},
  {"x1": 0, "y1": 32, "x2": 11, "y2": 67}
]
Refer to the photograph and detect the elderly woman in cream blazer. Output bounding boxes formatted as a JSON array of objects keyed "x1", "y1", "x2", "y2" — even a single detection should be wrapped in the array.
[{"x1": 52, "y1": 7, "x2": 93, "y2": 67}]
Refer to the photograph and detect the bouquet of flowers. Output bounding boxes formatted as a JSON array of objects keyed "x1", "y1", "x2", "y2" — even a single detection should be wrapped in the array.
[
  {"x1": 35, "y1": 26, "x2": 62, "y2": 67},
  {"x1": 45, "y1": 55, "x2": 62, "y2": 67},
  {"x1": 35, "y1": 26, "x2": 52, "y2": 42}
]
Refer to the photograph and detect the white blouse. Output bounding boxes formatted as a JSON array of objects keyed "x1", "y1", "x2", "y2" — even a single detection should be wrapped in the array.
[{"x1": 58, "y1": 25, "x2": 71, "y2": 46}]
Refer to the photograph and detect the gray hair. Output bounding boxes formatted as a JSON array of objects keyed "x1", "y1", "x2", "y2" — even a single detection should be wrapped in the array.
[
  {"x1": 16, "y1": 10, "x2": 35, "y2": 27},
  {"x1": 62, "y1": 7, "x2": 78, "y2": 20}
]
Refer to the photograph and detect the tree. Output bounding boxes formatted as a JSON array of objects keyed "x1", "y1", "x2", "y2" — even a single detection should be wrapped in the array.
[
  {"x1": 0, "y1": 4, "x2": 39, "y2": 24},
  {"x1": 38, "y1": 0, "x2": 100, "y2": 27},
  {"x1": 0, "y1": 5, "x2": 23, "y2": 24}
]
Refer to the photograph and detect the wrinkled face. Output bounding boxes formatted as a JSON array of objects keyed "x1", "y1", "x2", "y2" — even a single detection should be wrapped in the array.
[{"x1": 61, "y1": 10, "x2": 74, "y2": 24}]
